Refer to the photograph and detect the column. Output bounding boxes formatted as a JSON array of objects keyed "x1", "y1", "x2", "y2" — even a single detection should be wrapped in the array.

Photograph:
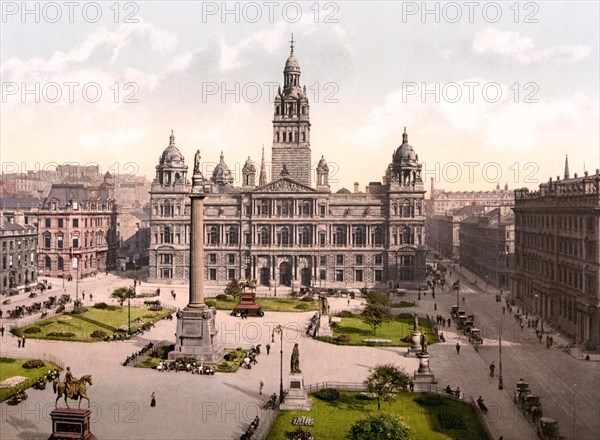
[{"x1": 188, "y1": 194, "x2": 206, "y2": 308}]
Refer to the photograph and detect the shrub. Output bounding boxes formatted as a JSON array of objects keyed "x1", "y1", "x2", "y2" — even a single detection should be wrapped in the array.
[
  {"x1": 285, "y1": 427, "x2": 314, "y2": 440},
  {"x1": 47, "y1": 332, "x2": 75, "y2": 338},
  {"x1": 205, "y1": 300, "x2": 216, "y2": 307},
  {"x1": 413, "y1": 393, "x2": 444, "y2": 407},
  {"x1": 148, "y1": 306, "x2": 163, "y2": 311},
  {"x1": 356, "y1": 392, "x2": 376, "y2": 401},
  {"x1": 0, "y1": 357, "x2": 16, "y2": 363},
  {"x1": 301, "y1": 296, "x2": 314, "y2": 302},
  {"x1": 329, "y1": 322, "x2": 339, "y2": 330},
  {"x1": 23, "y1": 327, "x2": 42, "y2": 334},
  {"x1": 215, "y1": 294, "x2": 228, "y2": 300},
  {"x1": 314, "y1": 388, "x2": 340, "y2": 402},
  {"x1": 335, "y1": 334, "x2": 351, "y2": 343},
  {"x1": 437, "y1": 412, "x2": 466, "y2": 430},
  {"x1": 93, "y1": 302, "x2": 108, "y2": 309},
  {"x1": 337, "y1": 311, "x2": 354, "y2": 318},
  {"x1": 70, "y1": 307, "x2": 88, "y2": 315},
  {"x1": 294, "y1": 303, "x2": 310, "y2": 310},
  {"x1": 401, "y1": 335, "x2": 413, "y2": 343},
  {"x1": 396, "y1": 313, "x2": 414, "y2": 320},
  {"x1": 22, "y1": 359, "x2": 45, "y2": 369},
  {"x1": 90, "y1": 330, "x2": 108, "y2": 339}
]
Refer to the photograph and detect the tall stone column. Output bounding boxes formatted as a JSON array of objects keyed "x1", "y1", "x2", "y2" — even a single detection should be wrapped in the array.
[{"x1": 169, "y1": 152, "x2": 224, "y2": 362}]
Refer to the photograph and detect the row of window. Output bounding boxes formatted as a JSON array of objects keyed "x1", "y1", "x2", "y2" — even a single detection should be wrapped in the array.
[
  {"x1": 2, "y1": 270, "x2": 36, "y2": 288},
  {"x1": 43, "y1": 232, "x2": 107, "y2": 249},
  {"x1": 517, "y1": 214, "x2": 595, "y2": 233},
  {"x1": 203, "y1": 268, "x2": 384, "y2": 283},
  {"x1": 2, "y1": 253, "x2": 36, "y2": 270},
  {"x1": 49, "y1": 200, "x2": 113, "y2": 211},
  {"x1": 43, "y1": 217, "x2": 108, "y2": 228},
  {"x1": 42, "y1": 255, "x2": 98, "y2": 271},
  {"x1": 1, "y1": 239, "x2": 37, "y2": 251}
]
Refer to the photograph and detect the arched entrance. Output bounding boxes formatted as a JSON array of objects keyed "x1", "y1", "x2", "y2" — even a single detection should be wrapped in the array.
[
  {"x1": 300, "y1": 267, "x2": 312, "y2": 287},
  {"x1": 260, "y1": 267, "x2": 270, "y2": 286},
  {"x1": 279, "y1": 262, "x2": 292, "y2": 287}
]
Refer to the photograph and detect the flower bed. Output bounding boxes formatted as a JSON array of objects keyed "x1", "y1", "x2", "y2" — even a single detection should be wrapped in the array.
[
  {"x1": 362, "y1": 338, "x2": 392, "y2": 343},
  {"x1": 0, "y1": 376, "x2": 27, "y2": 389}
]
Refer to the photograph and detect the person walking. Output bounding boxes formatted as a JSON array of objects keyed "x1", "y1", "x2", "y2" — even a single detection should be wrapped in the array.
[
  {"x1": 455, "y1": 342, "x2": 461, "y2": 355},
  {"x1": 489, "y1": 361, "x2": 495, "y2": 377},
  {"x1": 266, "y1": 343, "x2": 271, "y2": 355},
  {"x1": 0, "y1": 325, "x2": 4, "y2": 337},
  {"x1": 17, "y1": 338, "x2": 21, "y2": 348},
  {"x1": 259, "y1": 379, "x2": 264, "y2": 395},
  {"x1": 150, "y1": 392, "x2": 156, "y2": 407},
  {"x1": 22, "y1": 336, "x2": 26, "y2": 348}
]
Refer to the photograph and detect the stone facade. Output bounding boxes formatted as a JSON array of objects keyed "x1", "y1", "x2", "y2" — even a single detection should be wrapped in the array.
[
  {"x1": 148, "y1": 44, "x2": 427, "y2": 289},
  {"x1": 427, "y1": 178, "x2": 513, "y2": 216},
  {"x1": 37, "y1": 175, "x2": 118, "y2": 279},
  {"x1": 512, "y1": 166, "x2": 600, "y2": 350},
  {"x1": 0, "y1": 213, "x2": 38, "y2": 294},
  {"x1": 459, "y1": 207, "x2": 514, "y2": 289}
]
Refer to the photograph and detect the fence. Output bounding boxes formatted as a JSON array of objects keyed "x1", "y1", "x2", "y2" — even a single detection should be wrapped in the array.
[
  {"x1": 7, "y1": 303, "x2": 75, "y2": 330},
  {"x1": 254, "y1": 407, "x2": 279, "y2": 440},
  {"x1": 0, "y1": 349, "x2": 65, "y2": 370},
  {"x1": 128, "y1": 340, "x2": 173, "y2": 367}
]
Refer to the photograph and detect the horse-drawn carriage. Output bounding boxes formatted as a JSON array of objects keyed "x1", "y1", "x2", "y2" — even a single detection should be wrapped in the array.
[
  {"x1": 523, "y1": 394, "x2": 542, "y2": 422},
  {"x1": 469, "y1": 328, "x2": 483, "y2": 345},
  {"x1": 514, "y1": 379, "x2": 531, "y2": 407},
  {"x1": 537, "y1": 417, "x2": 563, "y2": 440}
]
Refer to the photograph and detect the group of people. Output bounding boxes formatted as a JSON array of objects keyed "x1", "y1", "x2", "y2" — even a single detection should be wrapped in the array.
[
  {"x1": 434, "y1": 314, "x2": 451, "y2": 327},
  {"x1": 243, "y1": 345, "x2": 262, "y2": 369}
]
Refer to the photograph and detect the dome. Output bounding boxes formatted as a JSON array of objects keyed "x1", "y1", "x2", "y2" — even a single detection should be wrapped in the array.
[
  {"x1": 337, "y1": 188, "x2": 351, "y2": 194},
  {"x1": 317, "y1": 155, "x2": 329, "y2": 171},
  {"x1": 212, "y1": 151, "x2": 234, "y2": 185},
  {"x1": 243, "y1": 156, "x2": 256, "y2": 173},
  {"x1": 393, "y1": 127, "x2": 417, "y2": 163},
  {"x1": 285, "y1": 53, "x2": 300, "y2": 70},
  {"x1": 160, "y1": 130, "x2": 184, "y2": 165}
]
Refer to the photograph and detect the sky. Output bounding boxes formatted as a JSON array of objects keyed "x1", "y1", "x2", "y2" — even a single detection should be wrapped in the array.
[{"x1": 1, "y1": 1, "x2": 599, "y2": 193}]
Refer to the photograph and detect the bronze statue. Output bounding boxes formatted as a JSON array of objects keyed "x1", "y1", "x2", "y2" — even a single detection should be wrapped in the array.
[
  {"x1": 54, "y1": 369, "x2": 92, "y2": 408},
  {"x1": 321, "y1": 297, "x2": 328, "y2": 315},
  {"x1": 413, "y1": 315, "x2": 419, "y2": 332},
  {"x1": 291, "y1": 343, "x2": 301, "y2": 373},
  {"x1": 194, "y1": 150, "x2": 201, "y2": 174},
  {"x1": 280, "y1": 164, "x2": 289, "y2": 176}
]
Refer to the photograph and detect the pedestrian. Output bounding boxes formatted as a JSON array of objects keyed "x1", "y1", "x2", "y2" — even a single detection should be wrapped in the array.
[
  {"x1": 90, "y1": 294, "x2": 93, "y2": 302},
  {"x1": 447, "y1": 317, "x2": 451, "y2": 327},
  {"x1": 434, "y1": 302, "x2": 437, "y2": 311},
  {"x1": 18, "y1": 338, "x2": 21, "y2": 348},
  {"x1": 0, "y1": 325, "x2": 4, "y2": 337},
  {"x1": 409, "y1": 380, "x2": 414, "y2": 392},
  {"x1": 266, "y1": 343, "x2": 271, "y2": 355},
  {"x1": 259, "y1": 379, "x2": 264, "y2": 395},
  {"x1": 150, "y1": 392, "x2": 156, "y2": 407},
  {"x1": 489, "y1": 361, "x2": 495, "y2": 377},
  {"x1": 347, "y1": 299, "x2": 350, "y2": 306},
  {"x1": 455, "y1": 342, "x2": 461, "y2": 355},
  {"x1": 22, "y1": 336, "x2": 26, "y2": 348},
  {"x1": 82, "y1": 292, "x2": 85, "y2": 300},
  {"x1": 502, "y1": 306, "x2": 506, "y2": 315}
]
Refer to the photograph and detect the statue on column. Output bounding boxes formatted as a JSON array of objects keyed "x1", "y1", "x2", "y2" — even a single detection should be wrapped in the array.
[
  {"x1": 413, "y1": 315, "x2": 419, "y2": 332},
  {"x1": 291, "y1": 343, "x2": 301, "y2": 373},
  {"x1": 194, "y1": 150, "x2": 201, "y2": 174}
]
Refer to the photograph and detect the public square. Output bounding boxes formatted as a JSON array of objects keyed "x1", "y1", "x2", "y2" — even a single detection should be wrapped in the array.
[{"x1": 1, "y1": 269, "x2": 598, "y2": 439}]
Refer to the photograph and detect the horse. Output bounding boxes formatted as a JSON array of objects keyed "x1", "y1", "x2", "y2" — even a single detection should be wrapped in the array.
[{"x1": 53, "y1": 375, "x2": 92, "y2": 408}]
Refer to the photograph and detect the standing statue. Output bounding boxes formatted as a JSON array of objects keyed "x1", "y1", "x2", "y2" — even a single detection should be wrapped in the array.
[
  {"x1": 321, "y1": 297, "x2": 328, "y2": 315},
  {"x1": 280, "y1": 164, "x2": 289, "y2": 177},
  {"x1": 194, "y1": 150, "x2": 201, "y2": 174},
  {"x1": 291, "y1": 343, "x2": 301, "y2": 373},
  {"x1": 413, "y1": 315, "x2": 419, "y2": 332},
  {"x1": 420, "y1": 333, "x2": 428, "y2": 354}
]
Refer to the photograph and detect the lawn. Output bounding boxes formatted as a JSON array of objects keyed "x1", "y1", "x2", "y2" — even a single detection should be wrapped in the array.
[
  {"x1": 135, "y1": 345, "x2": 175, "y2": 369},
  {"x1": 390, "y1": 300, "x2": 415, "y2": 308},
  {"x1": 318, "y1": 315, "x2": 436, "y2": 347},
  {"x1": 0, "y1": 357, "x2": 61, "y2": 402},
  {"x1": 135, "y1": 345, "x2": 247, "y2": 373},
  {"x1": 205, "y1": 297, "x2": 320, "y2": 313},
  {"x1": 267, "y1": 391, "x2": 489, "y2": 440},
  {"x1": 12, "y1": 305, "x2": 172, "y2": 342}
]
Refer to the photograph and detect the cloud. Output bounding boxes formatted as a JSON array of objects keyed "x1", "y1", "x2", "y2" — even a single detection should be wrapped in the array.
[
  {"x1": 79, "y1": 129, "x2": 147, "y2": 152},
  {"x1": 472, "y1": 28, "x2": 590, "y2": 64}
]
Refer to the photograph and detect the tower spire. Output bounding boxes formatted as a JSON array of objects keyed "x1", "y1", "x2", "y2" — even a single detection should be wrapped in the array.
[
  {"x1": 259, "y1": 145, "x2": 268, "y2": 186},
  {"x1": 169, "y1": 129, "x2": 175, "y2": 146},
  {"x1": 564, "y1": 154, "x2": 570, "y2": 179},
  {"x1": 290, "y1": 33, "x2": 295, "y2": 54}
]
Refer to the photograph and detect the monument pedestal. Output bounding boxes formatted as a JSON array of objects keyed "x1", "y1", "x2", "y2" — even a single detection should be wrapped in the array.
[
  {"x1": 48, "y1": 408, "x2": 96, "y2": 440},
  {"x1": 406, "y1": 330, "x2": 422, "y2": 356},
  {"x1": 169, "y1": 306, "x2": 225, "y2": 363},
  {"x1": 318, "y1": 314, "x2": 333, "y2": 337},
  {"x1": 279, "y1": 373, "x2": 313, "y2": 411},
  {"x1": 413, "y1": 352, "x2": 436, "y2": 383}
]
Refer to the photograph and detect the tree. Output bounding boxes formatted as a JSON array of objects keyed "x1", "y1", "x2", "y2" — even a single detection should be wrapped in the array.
[
  {"x1": 361, "y1": 303, "x2": 391, "y2": 336},
  {"x1": 347, "y1": 412, "x2": 411, "y2": 440},
  {"x1": 364, "y1": 364, "x2": 410, "y2": 411},
  {"x1": 365, "y1": 291, "x2": 390, "y2": 307},
  {"x1": 224, "y1": 279, "x2": 242, "y2": 300},
  {"x1": 111, "y1": 287, "x2": 135, "y2": 307}
]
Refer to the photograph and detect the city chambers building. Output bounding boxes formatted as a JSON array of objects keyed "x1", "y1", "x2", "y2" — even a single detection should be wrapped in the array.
[{"x1": 148, "y1": 43, "x2": 427, "y2": 290}]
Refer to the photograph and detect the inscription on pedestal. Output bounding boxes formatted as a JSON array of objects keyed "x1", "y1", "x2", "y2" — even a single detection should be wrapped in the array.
[
  {"x1": 183, "y1": 321, "x2": 202, "y2": 336},
  {"x1": 291, "y1": 381, "x2": 301, "y2": 389}
]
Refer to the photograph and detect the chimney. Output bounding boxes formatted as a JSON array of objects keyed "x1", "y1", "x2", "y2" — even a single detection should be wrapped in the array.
[{"x1": 354, "y1": 182, "x2": 359, "y2": 193}]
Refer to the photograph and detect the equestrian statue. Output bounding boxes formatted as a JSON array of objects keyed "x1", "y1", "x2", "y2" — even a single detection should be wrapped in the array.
[{"x1": 53, "y1": 367, "x2": 92, "y2": 408}]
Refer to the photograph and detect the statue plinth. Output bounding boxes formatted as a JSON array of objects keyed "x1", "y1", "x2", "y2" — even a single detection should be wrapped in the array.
[
  {"x1": 279, "y1": 372, "x2": 312, "y2": 411},
  {"x1": 406, "y1": 330, "x2": 422, "y2": 356},
  {"x1": 169, "y1": 306, "x2": 225, "y2": 363},
  {"x1": 318, "y1": 313, "x2": 333, "y2": 337},
  {"x1": 48, "y1": 408, "x2": 97, "y2": 440},
  {"x1": 413, "y1": 352, "x2": 436, "y2": 383}
]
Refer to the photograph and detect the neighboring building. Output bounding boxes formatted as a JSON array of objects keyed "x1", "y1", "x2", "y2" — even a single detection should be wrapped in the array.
[
  {"x1": 0, "y1": 195, "x2": 44, "y2": 226},
  {"x1": 0, "y1": 170, "x2": 56, "y2": 198},
  {"x1": 0, "y1": 213, "x2": 38, "y2": 294},
  {"x1": 512, "y1": 162, "x2": 600, "y2": 350},
  {"x1": 459, "y1": 206, "x2": 514, "y2": 289},
  {"x1": 427, "y1": 178, "x2": 513, "y2": 216},
  {"x1": 37, "y1": 174, "x2": 118, "y2": 279},
  {"x1": 148, "y1": 42, "x2": 427, "y2": 288},
  {"x1": 116, "y1": 210, "x2": 151, "y2": 269},
  {"x1": 114, "y1": 175, "x2": 151, "y2": 212},
  {"x1": 428, "y1": 205, "x2": 490, "y2": 260}
]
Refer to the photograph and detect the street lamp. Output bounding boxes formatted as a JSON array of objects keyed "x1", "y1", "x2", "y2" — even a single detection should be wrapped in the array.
[
  {"x1": 418, "y1": 283, "x2": 421, "y2": 301},
  {"x1": 498, "y1": 322, "x2": 503, "y2": 390},
  {"x1": 128, "y1": 284, "x2": 133, "y2": 335},
  {"x1": 272, "y1": 324, "x2": 285, "y2": 403}
]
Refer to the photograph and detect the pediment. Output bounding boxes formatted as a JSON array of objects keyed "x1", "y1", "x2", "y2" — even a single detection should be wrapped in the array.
[{"x1": 254, "y1": 177, "x2": 316, "y2": 193}]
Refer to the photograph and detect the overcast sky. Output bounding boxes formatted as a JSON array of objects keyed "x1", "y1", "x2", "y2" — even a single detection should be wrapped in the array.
[{"x1": 1, "y1": 1, "x2": 598, "y2": 192}]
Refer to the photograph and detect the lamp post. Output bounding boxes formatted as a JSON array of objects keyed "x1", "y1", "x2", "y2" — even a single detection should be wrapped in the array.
[
  {"x1": 454, "y1": 282, "x2": 460, "y2": 307},
  {"x1": 272, "y1": 324, "x2": 285, "y2": 403},
  {"x1": 418, "y1": 283, "x2": 421, "y2": 301},
  {"x1": 128, "y1": 284, "x2": 133, "y2": 335},
  {"x1": 498, "y1": 321, "x2": 503, "y2": 390}
]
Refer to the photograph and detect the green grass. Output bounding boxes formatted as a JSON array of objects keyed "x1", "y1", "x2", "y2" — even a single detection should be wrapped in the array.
[
  {"x1": 318, "y1": 315, "x2": 436, "y2": 347},
  {"x1": 205, "y1": 297, "x2": 320, "y2": 313},
  {"x1": 135, "y1": 345, "x2": 175, "y2": 369},
  {"x1": 216, "y1": 348, "x2": 248, "y2": 372},
  {"x1": 390, "y1": 301, "x2": 415, "y2": 308},
  {"x1": 266, "y1": 391, "x2": 489, "y2": 440},
  {"x1": 12, "y1": 306, "x2": 171, "y2": 342},
  {"x1": 0, "y1": 357, "x2": 61, "y2": 402}
]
